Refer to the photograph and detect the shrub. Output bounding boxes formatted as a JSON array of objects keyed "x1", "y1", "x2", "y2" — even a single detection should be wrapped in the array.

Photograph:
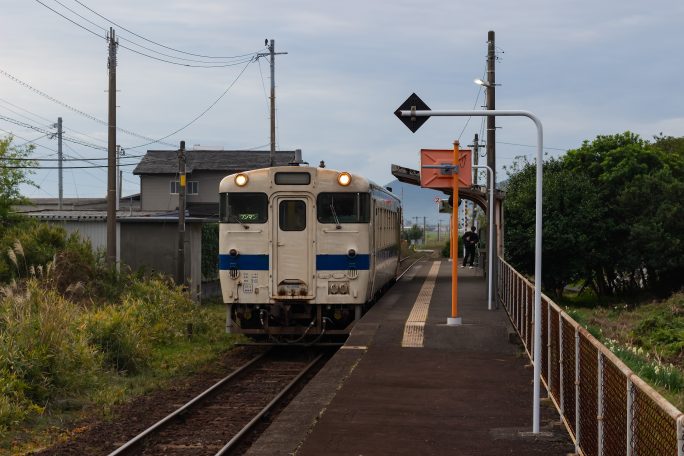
[
  {"x1": 0, "y1": 281, "x2": 100, "y2": 430},
  {"x1": 84, "y1": 276, "x2": 209, "y2": 374},
  {"x1": 84, "y1": 306, "x2": 149, "y2": 374}
]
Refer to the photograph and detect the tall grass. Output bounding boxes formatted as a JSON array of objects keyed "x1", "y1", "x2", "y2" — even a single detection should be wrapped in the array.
[{"x1": 0, "y1": 281, "x2": 100, "y2": 431}]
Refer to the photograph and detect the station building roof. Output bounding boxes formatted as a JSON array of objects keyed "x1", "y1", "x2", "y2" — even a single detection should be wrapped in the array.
[{"x1": 133, "y1": 150, "x2": 296, "y2": 175}]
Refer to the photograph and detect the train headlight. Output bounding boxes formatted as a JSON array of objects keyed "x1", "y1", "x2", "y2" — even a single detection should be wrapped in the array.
[
  {"x1": 229, "y1": 248, "x2": 239, "y2": 257},
  {"x1": 337, "y1": 172, "x2": 352, "y2": 186},
  {"x1": 235, "y1": 173, "x2": 249, "y2": 187},
  {"x1": 347, "y1": 249, "x2": 356, "y2": 258},
  {"x1": 329, "y1": 283, "x2": 339, "y2": 294}
]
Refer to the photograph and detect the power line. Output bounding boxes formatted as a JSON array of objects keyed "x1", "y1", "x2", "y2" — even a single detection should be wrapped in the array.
[
  {"x1": 457, "y1": 65, "x2": 486, "y2": 141},
  {"x1": 0, "y1": 103, "x2": 54, "y2": 128},
  {"x1": 72, "y1": 0, "x2": 265, "y2": 60},
  {"x1": 497, "y1": 141, "x2": 568, "y2": 151},
  {"x1": 0, "y1": 127, "x2": 59, "y2": 155},
  {"x1": 0, "y1": 67, "x2": 175, "y2": 146},
  {"x1": 1, "y1": 61, "x2": 255, "y2": 150},
  {"x1": 50, "y1": 0, "x2": 260, "y2": 65},
  {"x1": 1, "y1": 162, "x2": 139, "y2": 169},
  {"x1": 0, "y1": 114, "x2": 107, "y2": 150},
  {"x1": 124, "y1": 57, "x2": 254, "y2": 150},
  {"x1": 34, "y1": 0, "x2": 260, "y2": 68},
  {"x1": 0, "y1": 97, "x2": 54, "y2": 124},
  {"x1": 33, "y1": 0, "x2": 105, "y2": 40}
]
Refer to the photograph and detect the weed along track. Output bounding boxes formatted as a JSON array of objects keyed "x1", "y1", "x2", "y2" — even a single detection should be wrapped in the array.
[{"x1": 108, "y1": 347, "x2": 327, "y2": 456}]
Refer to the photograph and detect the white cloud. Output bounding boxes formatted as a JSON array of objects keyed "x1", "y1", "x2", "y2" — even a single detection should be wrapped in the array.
[{"x1": 3, "y1": 0, "x2": 684, "y2": 198}]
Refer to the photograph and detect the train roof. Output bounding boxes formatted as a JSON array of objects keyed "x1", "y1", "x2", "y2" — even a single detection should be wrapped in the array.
[{"x1": 220, "y1": 166, "x2": 401, "y2": 203}]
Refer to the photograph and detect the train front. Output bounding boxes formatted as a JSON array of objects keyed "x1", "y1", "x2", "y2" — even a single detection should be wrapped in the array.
[{"x1": 218, "y1": 166, "x2": 371, "y2": 342}]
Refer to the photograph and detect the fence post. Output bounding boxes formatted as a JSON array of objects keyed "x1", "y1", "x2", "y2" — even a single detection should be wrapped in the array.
[
  {"x1": 513, "y1": 274, "x2": 518, "y2": 328},
  {"x1": 547, "y1": 300, "x2": 552, "y2": 397},
  {"x1": 677, "y1": 414, "x2": 683, "y2": 456},
  {"x1": 597, "y1": 352, "x2": 605, "y2": 456},
  {"x1": 575, "y1": 326, "x2": 581, "y2": 455},
  {"x1": 523, "y1": 284, "x2": 530, "y2": 345},
  {"x1": 559, "y1": 313, "x2": 564, "y2": 418},
  {"x1": 626, "y1": 377, "x2": 634, "y2": 456}
]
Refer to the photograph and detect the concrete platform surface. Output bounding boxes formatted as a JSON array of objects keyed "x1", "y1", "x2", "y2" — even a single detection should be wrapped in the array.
[{"x1": 246, "y1": 259, "x2": 574, "y2": 456}]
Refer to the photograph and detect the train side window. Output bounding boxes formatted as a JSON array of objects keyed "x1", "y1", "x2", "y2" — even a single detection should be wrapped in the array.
[
  {"x1": 279, "y1": 200, "x2": 306, "y2": 231},
  {"x1": 219, "y1": 192, "x2": 268, "y2": 223},
  {"x1": 317, "y1": 193, "x2": 370, "y2": 223}
]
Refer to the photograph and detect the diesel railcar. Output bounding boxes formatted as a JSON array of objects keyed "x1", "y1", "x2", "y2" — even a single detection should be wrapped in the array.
[{"x1": 218, "y1": 165, "x2": 401, "y2": 341}]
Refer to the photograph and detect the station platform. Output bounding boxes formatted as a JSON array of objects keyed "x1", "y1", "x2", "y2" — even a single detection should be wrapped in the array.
[{"x1": 246, "y1": 258, "x2": 574, "y2": 456}]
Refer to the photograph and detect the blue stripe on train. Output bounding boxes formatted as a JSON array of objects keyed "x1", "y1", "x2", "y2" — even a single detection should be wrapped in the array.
[
  {"x1": 316, "y1": 254, "x2": 370, "y2": 270},
  {"x1": 218, "y1": 254, "x2": 269, "y2": 270},
  {"x1": 218, "y1": 254, "x2": 371, "y2": 271}
]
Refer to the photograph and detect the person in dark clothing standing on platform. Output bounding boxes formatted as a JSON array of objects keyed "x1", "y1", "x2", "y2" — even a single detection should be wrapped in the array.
[{"x1": 462, "y1": 226, "x2": 479, "y2": 268}]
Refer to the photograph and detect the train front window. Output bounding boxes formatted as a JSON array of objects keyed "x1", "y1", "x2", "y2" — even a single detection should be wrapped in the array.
[
  {"x1": 219, "y1": 192, "x2": 268, "y2": 223},
  {"x1": 317, "y1": 193, "x2": 370, "y2": 223},
  {"x1": 279, "y1": 200, "x2": 306, "y2": 231}
]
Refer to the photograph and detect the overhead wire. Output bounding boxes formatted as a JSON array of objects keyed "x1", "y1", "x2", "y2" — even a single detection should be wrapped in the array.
[
  {"x1": 124, "y1": 56, "x2": 255, "y2": 150},
  {"x1": 34, "y1": 0, "x2": 262, "y2": 68},
  {"x1": 0, "y1": 127, "x2": 59, "y2": 155},
  {"x1": 0, "y1": 114, "x2": 107, "y2": 150},
  {"x1": 51, "y1": 0, "x2": 259, "y2": 65},
  {"x1": 457, "y1": 65, "x2": 486, "y2": 142},
  {"x1": 72, "y1": 0, "x2": 264, "y2": 60},
  {"x1": 0, "y1": 68, "x2": 176, "y2": 147},
  {"x1": 0, "y1": 97, "x2": 55, "y2": 124}
]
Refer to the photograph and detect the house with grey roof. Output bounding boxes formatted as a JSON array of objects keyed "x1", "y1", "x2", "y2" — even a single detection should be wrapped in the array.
[{"x1": 133, "y1": 149, "x2": 296, "y2": 216}]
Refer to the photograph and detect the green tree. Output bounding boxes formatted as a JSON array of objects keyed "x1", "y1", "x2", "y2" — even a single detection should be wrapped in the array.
[
  {"x1": 0, "y1": 135, "x2": 36, "y2": 226},
  {"x1": 503, "y1": 157, "x2": 603, "y2": 298},
  {"x1": 564, "y1": 132, "x2": 683, "y2": 294},
  {"x1": 404, "y1": 224, "x2": 423, "y2": 243}
]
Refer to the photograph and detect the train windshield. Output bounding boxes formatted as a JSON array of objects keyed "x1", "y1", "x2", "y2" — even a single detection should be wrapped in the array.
[
  {"x1": 219, "y1": 192, "x2": 268, "y2": 223},
  {"x1": 317, "y1": 193, "x2": 370, "y2": 223}
]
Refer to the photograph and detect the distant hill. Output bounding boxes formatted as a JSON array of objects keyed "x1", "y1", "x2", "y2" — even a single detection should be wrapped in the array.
[{"x1": 385, "y1": 179, "x2": 465, "y2": 227}]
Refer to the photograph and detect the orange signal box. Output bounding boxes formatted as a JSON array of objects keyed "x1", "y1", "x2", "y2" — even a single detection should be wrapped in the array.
[{"x1": 419, "y1": 148, "x2": 472, "y2": 190}]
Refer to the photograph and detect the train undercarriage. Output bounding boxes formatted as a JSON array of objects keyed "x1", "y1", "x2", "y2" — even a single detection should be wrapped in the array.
[{"x1": 228, "y1": 302, "x2": 363, "y2": 343}]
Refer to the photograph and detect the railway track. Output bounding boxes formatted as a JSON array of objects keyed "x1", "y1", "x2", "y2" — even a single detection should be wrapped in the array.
[
  {"x1": 108, "y1": 348, "x2": 326, "y2": 456},
  {"x1": 397, "y1": 252, "x2": 429, "y2": 280}
]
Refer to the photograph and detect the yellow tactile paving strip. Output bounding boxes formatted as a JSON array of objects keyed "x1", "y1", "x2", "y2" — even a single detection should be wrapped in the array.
[{"x1": 401, "y1": 261, "x2": 440, "y2": 348}]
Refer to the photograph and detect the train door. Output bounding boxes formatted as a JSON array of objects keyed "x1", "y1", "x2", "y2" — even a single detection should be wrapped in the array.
[{"x1": 272, "y1": 196, "x2": 314, "y2": 299}]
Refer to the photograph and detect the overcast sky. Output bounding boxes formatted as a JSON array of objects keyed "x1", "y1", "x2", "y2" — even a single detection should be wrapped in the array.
[{"x1": 2, "y1": 0, "x2": 683, "y2": 199}]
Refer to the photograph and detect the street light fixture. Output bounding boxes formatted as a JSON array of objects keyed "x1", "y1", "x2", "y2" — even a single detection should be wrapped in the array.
[{"x1": 474, "y1": 78, "x2": 501, "y2": 88}]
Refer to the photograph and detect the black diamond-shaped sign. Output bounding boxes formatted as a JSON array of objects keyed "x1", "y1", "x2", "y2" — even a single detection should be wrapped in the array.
[{"x1": 394, "y1": 93, "x2": 431, "y2": 133}]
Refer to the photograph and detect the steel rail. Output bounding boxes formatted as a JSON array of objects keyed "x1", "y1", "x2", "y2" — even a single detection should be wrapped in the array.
[
  {"x1": 396, "y1": 255, "x2": 426, "y2": 281},
  {"x1": 107, "y1": 351, "x2": 269, "y2": 456},
  {"x1": 215, "y1": 353, "x2": 325, "y2": 455}
]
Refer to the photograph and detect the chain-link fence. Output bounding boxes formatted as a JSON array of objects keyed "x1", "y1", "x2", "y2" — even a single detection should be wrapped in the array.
[{"x1": 498, "y1": 257, "x2": 684, "y2": 456}]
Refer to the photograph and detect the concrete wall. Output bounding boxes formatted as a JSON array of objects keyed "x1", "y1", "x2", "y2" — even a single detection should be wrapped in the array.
[
  {"x1": 141, "y1": 176, "x2": 177, "y2": 211},
  {"x1": 120, "y1": 221, "x2": 202, "y2": 300},
  {"x1": 53, "y1": 220, "x2": 108, "y2": 252},
  {"x1": 140, "y1": 171, "x2": 228, "y2": 211},
  {"x1": 39, "y1": 218, "x2": 203, "y2": 300}
]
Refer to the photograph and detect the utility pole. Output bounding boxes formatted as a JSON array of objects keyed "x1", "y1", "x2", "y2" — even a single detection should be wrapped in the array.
[
  {"x1": 257, "y1": 40, "x2": 288, "y2": 166},
  {"x1": 437, "y1": 220, "x2": 440, "y2": 242},
  {"x1": 486, "y1": 30, "x2": 498, "y2": 305},
  {"x1": 56, "y1": 117, "x2": 63, "y2": 209},
  {"x1": 177, "y1": 141, "x2": 186, "y2": 286},
  {"x1": 106, "y1": 27, "x2": 118, "y2": 265},
  {"x1": 116, "y1": 145, "x2": 122, "y2": 210},
  {"x1": 423, "y1": 216, "x2": 427, "y2": 245},
  {"x1": 471, "y1": 133, "x2": 479, "y2": 186}
]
